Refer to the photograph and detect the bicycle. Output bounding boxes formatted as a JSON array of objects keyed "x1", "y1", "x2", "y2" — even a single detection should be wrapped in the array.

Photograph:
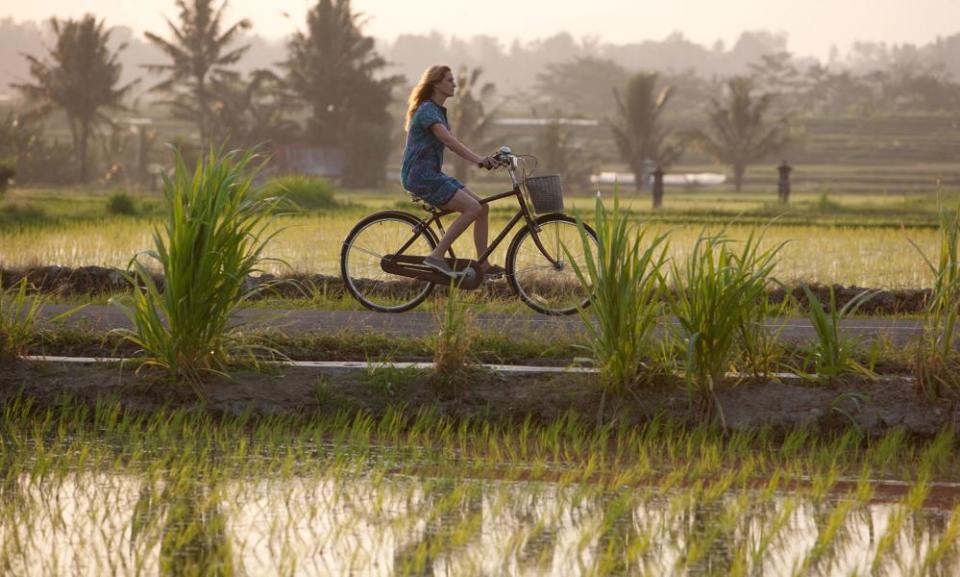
[{"x1": 339, "y1": 146, "x2": 599, "y2": 315}]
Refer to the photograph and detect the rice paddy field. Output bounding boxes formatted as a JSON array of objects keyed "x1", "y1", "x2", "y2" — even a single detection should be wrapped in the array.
[
  {"x1": 1, "y1": 398, "x2": 958, "y2": 577},
  {"x1": 2, "y1": 186, "x2": 958, "y2": 290},
  {"x1": 4, "y1": 180, "x2": 960, "y2": 577}
]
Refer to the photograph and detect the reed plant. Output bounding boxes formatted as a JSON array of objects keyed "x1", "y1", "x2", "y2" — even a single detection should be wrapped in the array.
[
  {"x1": 111, "y1": 148, "x2": 287, "y2": 390},
  {"x1": 796, "y1": 285, "x2": 877, "y2": 382},
  {"x1": 566, "y1": 191, "x2": 670, "y2": 391},
  {"x1": 667, "y1": 229, "x2": 785, "y2": 426},
  {"x1": 909, "y1": 199, "x2": 960, "y2": 397}
]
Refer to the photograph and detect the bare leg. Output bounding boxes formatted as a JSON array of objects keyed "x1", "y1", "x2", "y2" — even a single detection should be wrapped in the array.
[
  {"x1": 460, "y1": 188, "x2": 490, "y2": 270},
  {"x1": 428, "y1": 189, "x2": 482, "y2": 261}
]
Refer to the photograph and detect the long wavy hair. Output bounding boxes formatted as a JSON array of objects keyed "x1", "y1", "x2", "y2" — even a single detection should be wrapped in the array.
[{"x1": 404, "y1": 65, "x2": 451, "y2": 131}]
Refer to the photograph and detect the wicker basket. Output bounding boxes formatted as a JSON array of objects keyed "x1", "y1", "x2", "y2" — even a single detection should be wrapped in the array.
[{"x1": 524, "y1": 174, "x2": 563, "y2": 214}]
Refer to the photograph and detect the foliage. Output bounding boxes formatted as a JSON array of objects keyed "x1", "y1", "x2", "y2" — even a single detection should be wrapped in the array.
[
  {"x1": 667, "y1": 229, "x2": 784, "y2": 427},
  {"x1": 688, "y1": 76, "x2": 788, "y2": 191},
  {"x1": 281, "y1": 0, "x2": 401, "y2": 187},
  {"x1": 610, "y1": 72, "x2": 684, "y2": 202},
  {"x1": 448, "y1": 66, "x2": 499, "y2": 182},
  {"x1": 909, "y1": 199, "x2": 960, "y2": 397},
  {"x1": 262, "y1": 175, "x2": 338, "y2": 210},
  {"x1": 433, "y1": 281, "x2": 474, "y2": 389},
  {"x1": 536, "y1": 57, "x2": 628, "y2": 118},
  {"x1": 207, "y1": 70, "x2": 300, "y2": 147},
  {"x1": 797, "y1": 285, "x2": 878, "y2": 382},
  {"x1": 111, "y1": 148, "x2": 288, "y2": 391},
  {"x1": 0, "y1": 278, "x2": 79, "y2": 363},
  {"x1": 12, "y1": 15, "x2": 136, "y2": 183},
  {"x1": 106, "y1": 191, "x2": 137, "y2": 216},
  {"x1": 567, "y1": 190, "x2": 669, "y2": 391},
  {"x1": 535, "y1": 114, "x2": 599, "y2": 191},
  {"x1": 0, "y1": 113, "x2": 77, "y2": 185},
  {"x1": 144, "y1": 0, "x2": 252, "y2": 144}
]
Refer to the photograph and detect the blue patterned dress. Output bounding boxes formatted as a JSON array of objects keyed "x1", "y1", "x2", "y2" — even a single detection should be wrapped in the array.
[{"x1": 401, "y1": 100, "x2": 464, "y2": 207}]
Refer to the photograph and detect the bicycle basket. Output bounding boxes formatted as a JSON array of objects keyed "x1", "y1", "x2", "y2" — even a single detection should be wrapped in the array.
[{"x1": 523, "y1": 174, "x2": 563, "y2": 214}]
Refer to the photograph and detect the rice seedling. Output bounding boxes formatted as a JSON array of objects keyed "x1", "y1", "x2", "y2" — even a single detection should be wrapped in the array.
[
  {"x1": 909, "y1": 198, "x2": 960, "y2": 397},
  {"x1": 566, "y1": 190, "x2": 670, "y2": 395},
  {"x1": 796, "y1": 285, "x2": 879, "y2": 382},
  {"x1": 0, "y1": 278, "x2": 80, "y2": 363},
  {"x1": 667, "y1": 228, "x2": 785, "y2": 425},
  {"x1": 0, "y1": 397, "x2": 957, "y2": 576},
  {"x1": 110, "y1": 148, "x2": 289, "y2": 391}
]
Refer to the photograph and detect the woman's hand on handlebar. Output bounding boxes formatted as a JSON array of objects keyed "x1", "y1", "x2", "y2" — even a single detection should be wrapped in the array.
[{"x1": 478, "y1": 155, "x2": 499, "y2": 170}]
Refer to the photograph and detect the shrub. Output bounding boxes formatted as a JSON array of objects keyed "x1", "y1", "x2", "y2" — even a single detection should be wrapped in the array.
[
  {"x1": 106, "y1": 191, "x2": 137, "y2": 215},
  {"x1": 262, "y1": 175, "x2": 338, "y2": 210},
  {"x1": 566, "y1": 190, "x2": 669, "y2": 392},
  {"x1": 111, "y1": 149, "x2": 288, "y2": 391}
]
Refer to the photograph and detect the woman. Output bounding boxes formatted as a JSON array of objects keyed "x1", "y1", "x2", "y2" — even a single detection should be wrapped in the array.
[{"x1": 401, "y1": 65, "x2": 504, "y2": 278}]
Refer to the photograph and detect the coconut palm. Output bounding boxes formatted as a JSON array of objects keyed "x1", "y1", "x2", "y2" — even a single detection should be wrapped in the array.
[
  {"x1": 689, "y1": 76, "x2": 788, "y2": 192},
  {"x1": 610, "y1": 72, "x2": 683, "y2": 200},
  {"x1": 448, "y1": 66, "x2": 499, "y2": 182},
  {"x1": 144, "y1": 0, "x2": 251, "y2": 144},
  {"x1": 13, "y1": 15, "x2": 136, "y2": 183}
]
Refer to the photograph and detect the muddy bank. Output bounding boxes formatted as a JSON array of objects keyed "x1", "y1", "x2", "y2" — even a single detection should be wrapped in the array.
[
  {"x1": 1, "y1": 265, "x2": 932, "y2": 314},
  {"x1": 1, "y1": 360, "x2": 955, "y2": 437}
]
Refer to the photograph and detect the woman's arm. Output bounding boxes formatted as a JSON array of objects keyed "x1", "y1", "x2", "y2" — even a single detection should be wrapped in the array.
[{"x1": 430, "y1": 124, "x2": 491, "y2": 167}]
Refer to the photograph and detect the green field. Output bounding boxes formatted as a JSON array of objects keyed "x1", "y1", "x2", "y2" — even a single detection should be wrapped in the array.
[{"x1": 1, "y1": 186, "x2": 954, "y2": 290}]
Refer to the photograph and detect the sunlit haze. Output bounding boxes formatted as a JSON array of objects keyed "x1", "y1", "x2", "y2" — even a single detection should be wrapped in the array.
[{"x1": 5, "y1": 0, "x2": 960, "y2": 59}]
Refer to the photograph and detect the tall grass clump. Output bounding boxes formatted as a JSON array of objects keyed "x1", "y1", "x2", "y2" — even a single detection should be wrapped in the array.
[
  {"x1": 262, "y1": 174, "x2": 338, "y2": 210},
  {"x1": 432, "y1": 280, "x2": 474, "y2": 390},
  {"x1": 667, "y1": 229, "x2": 784, "y2": 425},
  {"x1": 0, "y1": 278, "x2": 79, "y2": 363},
  {"x1": 797, "y1": 285, "x2": 877, "y2": 382},
  {"x1": 909, "y1": 199, "x2": 960, "y2": 396},
  {"x1": 112, "y1": 148, "x2": 287, "y2": 389},
  {"x1": 567, "y1": 190, "x2": 670, "y2": 392}
]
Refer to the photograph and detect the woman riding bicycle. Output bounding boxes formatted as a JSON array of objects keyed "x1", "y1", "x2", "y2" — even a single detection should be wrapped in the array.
[{"x1": 401, "y1": 65, "x2": 504, "y2": 279}]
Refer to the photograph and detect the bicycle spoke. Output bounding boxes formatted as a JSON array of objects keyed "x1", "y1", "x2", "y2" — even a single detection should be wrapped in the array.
[{"x1": 350, "y1": 245, "x2": 384, "y2": 260}]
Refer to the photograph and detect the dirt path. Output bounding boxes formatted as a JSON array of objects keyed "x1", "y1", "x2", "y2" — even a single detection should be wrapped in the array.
[{"x1": 42, "y1": 303, "x2": 924, "y2": 344}]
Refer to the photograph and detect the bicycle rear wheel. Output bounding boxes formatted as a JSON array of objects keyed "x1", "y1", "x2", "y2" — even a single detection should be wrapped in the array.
[
  {"x1": 340, "y1": 211, "x2": 438, "y2": 313},
  {"x1": 506, "y1": 214, "x2": 598, "y2": 315}
]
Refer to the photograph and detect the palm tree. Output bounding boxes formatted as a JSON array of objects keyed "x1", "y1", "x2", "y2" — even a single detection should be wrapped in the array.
[
  {"x1": 689, "y1": 76, "x2": 788, "y2": 192},
  {"x1": 144, "y1": 0, "x2": 251, "y2": 144},
  {"x1": 448, "y1": 66, "x2": 499, "y2": 182},
  {"x1": 14, "y1": 15, "x2": 136, "y2": 182},
  {"x1": 610, "y1": 72, "x2": 682, "y2": 199}
]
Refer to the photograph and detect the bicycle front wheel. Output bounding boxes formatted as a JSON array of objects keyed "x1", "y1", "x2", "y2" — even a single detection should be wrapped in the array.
[
  {"x1": 340, "y1": 211, "x2": 438, "y2": 313},
  {"x1": 506, "y1": 214, "x2": 598, "y2": 315}
]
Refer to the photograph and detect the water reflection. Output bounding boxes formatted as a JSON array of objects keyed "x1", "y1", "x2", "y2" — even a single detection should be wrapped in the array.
[{"x1": 0, "y1": 470, "x2": 957, "y2": 576}]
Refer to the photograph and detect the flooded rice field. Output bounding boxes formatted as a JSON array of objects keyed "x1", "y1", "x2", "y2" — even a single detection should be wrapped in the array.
[{"x1": 1, "y1": 400, "x2": 958, "y2": 576}]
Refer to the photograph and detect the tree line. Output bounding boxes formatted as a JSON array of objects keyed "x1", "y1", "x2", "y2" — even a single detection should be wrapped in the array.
[
  {"x1": 1, "y1": 0, "x2": 958, "y2": 205},
  {"x1": 2, "y1": 0, "x2": 397, "y2": 188}
]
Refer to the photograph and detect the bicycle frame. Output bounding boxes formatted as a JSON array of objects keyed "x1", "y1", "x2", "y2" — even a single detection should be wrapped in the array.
[{"x1": 393, "y1": 157, "x2": 561, "y2": 268}]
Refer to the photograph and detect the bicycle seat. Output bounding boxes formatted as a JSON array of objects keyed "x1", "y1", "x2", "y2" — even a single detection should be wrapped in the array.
[{"x1": 408, "y1": 192, "x2": 443, "y2": 215}]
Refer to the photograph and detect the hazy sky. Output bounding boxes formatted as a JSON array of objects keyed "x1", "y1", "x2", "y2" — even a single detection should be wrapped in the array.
[{"x1": 5, "y1": 0, "x2": 960, "y2": 59}]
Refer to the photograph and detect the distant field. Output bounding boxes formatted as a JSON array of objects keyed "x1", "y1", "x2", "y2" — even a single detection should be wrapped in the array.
[{"x1": 0, "y1": 186, "x2": 950, "y2": 289}]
